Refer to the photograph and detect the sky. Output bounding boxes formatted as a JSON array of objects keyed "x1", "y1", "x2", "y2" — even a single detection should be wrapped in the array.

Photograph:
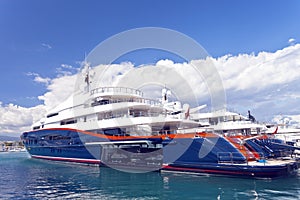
[{"x1": 0, "y1": 0, "x2": 300, "y2": 136}]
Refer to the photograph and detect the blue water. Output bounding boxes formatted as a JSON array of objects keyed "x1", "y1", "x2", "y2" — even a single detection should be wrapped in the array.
[{"x1": 0, "y1": 152, "x2": 299, "y2": 200}]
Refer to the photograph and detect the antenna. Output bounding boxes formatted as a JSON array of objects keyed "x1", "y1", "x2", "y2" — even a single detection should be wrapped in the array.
[{"x1": 84, "y1": 52, "x2": 87, "y2": 64}]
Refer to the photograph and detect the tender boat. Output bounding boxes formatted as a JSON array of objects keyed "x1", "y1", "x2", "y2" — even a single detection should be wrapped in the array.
[{"x1": 191, "y1": 109, "x2": 300, "y2": 159}]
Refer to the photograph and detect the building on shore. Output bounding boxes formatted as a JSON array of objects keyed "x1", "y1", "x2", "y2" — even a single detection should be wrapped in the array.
[{"x1": 0, "y1": 141, "x2": 25, "y2": 152}]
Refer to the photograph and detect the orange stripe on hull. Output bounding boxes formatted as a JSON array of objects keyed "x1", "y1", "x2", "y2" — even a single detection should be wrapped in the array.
[
  {"x1": 31, "y1": 128, "x2": 218, "y2": 141},
  {"x1": 225, "y1": 137, "x2": 259, "y2": 161}
]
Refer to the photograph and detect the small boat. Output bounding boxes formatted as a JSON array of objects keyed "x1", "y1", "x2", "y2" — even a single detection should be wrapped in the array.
[
  {"x1": 266, "y1": 124, "x2": 300, "y2": 152},
  {"x1": 190, "y1": 109, "x2": 300, "y2": 159}
]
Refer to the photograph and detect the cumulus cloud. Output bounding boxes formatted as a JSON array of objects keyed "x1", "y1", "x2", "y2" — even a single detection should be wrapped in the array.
[
  {"x1": 26, "y1": 72, "x2": 51, "y2": 86},
  {"x1": 109, "y1": 44, "x2": 300, "y2": 121},
  {"x1": 2, "y1": 43, "x2": 300, "y2": 136},
  {"x1": 272, "y1": 114, "x2": 300, "y2": 128},
  {"x1": 79, "y1": 44, "x2": 299, "y2": 120},
  {"x1": 38, "y1": 74, "x2": 77, "y2": 111},
  {"x1": 0, "y1": 103, "x2": 46, "y2": 136},
  {"x1": 33, "y1": 43, "x2": 300, "y2": 121},
  {"x1": 215, "y1": 44, "x2": 300, "y2": 91},
  {"x1": 0, "y1": 66, "x2": 79, "y2": 136},
  {"x1": 211, "y1": 44, "x2": 300, "y2": 122}
]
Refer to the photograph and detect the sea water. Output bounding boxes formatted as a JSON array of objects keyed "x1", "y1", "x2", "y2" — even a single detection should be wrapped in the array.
[{"x1": 0, "y1": 152, "x2": 299, "y2": 200}]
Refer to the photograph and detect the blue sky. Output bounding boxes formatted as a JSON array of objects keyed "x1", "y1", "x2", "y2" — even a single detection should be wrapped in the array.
[
  {"x1": 0, "y1": 0, "x2": 300, "y2": 135},
  {"x1": 1, "y1": 0, "x2": 299, "y2": 107}
]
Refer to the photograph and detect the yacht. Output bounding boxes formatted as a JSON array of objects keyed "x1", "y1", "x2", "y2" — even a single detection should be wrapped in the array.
[
  {"x1": 191, "y1": 110, "x2": 300, "y2": 158},
  {"x1": 21, "y1": 64, "x2": 299, "y2": 178}
]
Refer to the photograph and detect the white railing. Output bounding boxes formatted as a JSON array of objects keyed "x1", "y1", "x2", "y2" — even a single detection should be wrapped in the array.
[
  {"x1": 91, "y1": 97, "x2": 161, "y2": 108},
  {"x1": 91, "y1": 87, "x2": 144, "y2": 97}
]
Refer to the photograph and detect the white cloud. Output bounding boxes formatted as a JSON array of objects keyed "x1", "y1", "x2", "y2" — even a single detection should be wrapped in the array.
[
  {"x1": 60, "y1": 64, "x2": 74, "y2": 69},
  {"x1": 38, "y1": 74, "x2": 77, "y2": 111},
  {"x1": 2, "y1": 43, "x2": 300, "y2": 136},
  {"x1": 213, "y1": 44, "x2": 300, "y2": 121},
  {"x1": 26, "y1": 72, "x2": 51, "y2": 86},
  {"x1": 111, "y1": 44, "x2": 300, "y2": 121},
  {"x1": 0, "y1": 65, "x2": 80, "y2": 135},
  {"x1": 41, "y1": 43, "x2": 52, "y2": 49},
  {"x1": 0, "y1": 104, "x2": 46, "y2": 136},
  {"x1": 272, "y1": 114, "x2": 300, "y2": 128},
  {"x1": 34, "y1": 76, "x2": 51, "y2": 85},
  {"x1": 214, "y1": 44, "x2": 300, "y2": 92},
  {"x1": 288, "y1": 38, "x2": 295, "y2": 45},
  {"x1": 56, "y1": 64, "x2": 79, "y2": 76},
  {"x1": 52, "y1": 44, "x2": 300, "y2": 122}
]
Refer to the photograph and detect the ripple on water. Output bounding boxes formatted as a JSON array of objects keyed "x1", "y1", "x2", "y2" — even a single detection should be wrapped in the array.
[{"x1": 1, "y1": 152, "x2": 299, "y2": 200}]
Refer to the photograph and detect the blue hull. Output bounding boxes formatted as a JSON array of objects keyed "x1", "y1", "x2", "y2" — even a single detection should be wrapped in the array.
[
  {"x1": 162, "y1": 162, "x2": 299, "y2": 178},
  {"x1": 21, "y1": 128, "x2": 299, "y2": 178},
  {"x1": 28, "y1": 145, "x2": 101, "y2": 165}
]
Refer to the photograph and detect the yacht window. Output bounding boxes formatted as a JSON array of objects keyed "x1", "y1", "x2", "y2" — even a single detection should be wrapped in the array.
[
  {"x1": 104, "y1": 128, "x2": 125, "y2": 136},
  {"x1": 92, "y1": 99, "x2": 110, "y2": 106},
  {"x1": 46, "y1": 113, "x2": 59, "y2": 118},
  {"x1": 60, "y1": 119, "x2": 77, "y2": 125}
]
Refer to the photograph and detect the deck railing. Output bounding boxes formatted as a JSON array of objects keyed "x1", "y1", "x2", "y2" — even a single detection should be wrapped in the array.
[
  {"x1": 91, "y1": 87, "x2": 144, "y2": 97},
  {"x1": 217, "y1": 152, "x2": 266, "y2": 165},
  {"x1": 91, "y1": 97, "x2": 161, "y2": 107}
]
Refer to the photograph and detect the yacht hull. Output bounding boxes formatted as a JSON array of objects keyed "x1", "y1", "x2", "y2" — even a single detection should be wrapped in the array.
[
  {"x1": 162, "y1": 161, "x2": 299, "y2": 178},
  {"x1": 21, "y1": 128, "x2": 299, "y2": 178}
]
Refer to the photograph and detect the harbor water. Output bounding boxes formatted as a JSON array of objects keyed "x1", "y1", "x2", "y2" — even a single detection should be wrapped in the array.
[{"x1": 1, "y1": 152, "x2": 299, "y2": 200}]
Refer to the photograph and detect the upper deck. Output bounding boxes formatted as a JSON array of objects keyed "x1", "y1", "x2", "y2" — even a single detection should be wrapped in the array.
[{"x1": 90, "y1": 87, "x2": 143, "y2": 98}]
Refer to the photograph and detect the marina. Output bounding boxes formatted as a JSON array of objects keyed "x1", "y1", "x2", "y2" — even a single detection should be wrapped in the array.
[
  {"x1": 0, "y1": 141, "x2": 25, "y2": 152},
  {"x1": 1, "y1": 1, "x2": 300, "y2": 199}
]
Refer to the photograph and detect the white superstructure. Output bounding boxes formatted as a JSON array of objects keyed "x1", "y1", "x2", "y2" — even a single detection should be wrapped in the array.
[{"x1": 32, "y1": 84, "x2": 200, "y2": 136}]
